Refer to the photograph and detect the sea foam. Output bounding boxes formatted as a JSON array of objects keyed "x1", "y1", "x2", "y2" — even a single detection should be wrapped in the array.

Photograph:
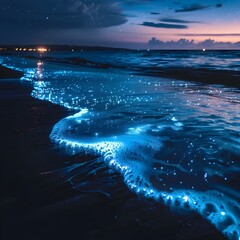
[{"x1": 50, "y1": 109, "x2": 239, "y2": 240}]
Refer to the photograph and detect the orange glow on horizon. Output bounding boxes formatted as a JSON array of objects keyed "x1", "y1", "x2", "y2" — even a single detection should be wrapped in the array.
[{"x1": 37, "y1": 47, "x2": 48, "y2": 52}]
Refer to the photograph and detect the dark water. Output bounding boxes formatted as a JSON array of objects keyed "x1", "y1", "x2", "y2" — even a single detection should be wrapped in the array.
[{"x1": 0, "y1": 50, "x2": 239, "y2": 240}]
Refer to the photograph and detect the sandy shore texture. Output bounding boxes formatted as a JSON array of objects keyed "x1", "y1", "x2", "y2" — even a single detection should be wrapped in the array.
[
  {"x1": 0, "y1": 66, "x2": 226, "y2": 240},
  {"x1": 0, "y1": 65, "x2": 23, "y2": 79}
]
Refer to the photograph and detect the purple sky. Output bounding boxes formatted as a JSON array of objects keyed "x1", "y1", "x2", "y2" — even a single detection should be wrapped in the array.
[{"x1": 0, "y1": 0, "x2": 239, "y2": 48}]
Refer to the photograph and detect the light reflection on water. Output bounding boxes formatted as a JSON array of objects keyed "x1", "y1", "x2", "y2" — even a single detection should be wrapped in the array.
[{"x1": 0, "y1": 53, "x2": 239, "y2": 240}]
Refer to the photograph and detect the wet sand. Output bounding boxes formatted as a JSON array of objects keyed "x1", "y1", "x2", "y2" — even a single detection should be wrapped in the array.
[
  {"x1": 0, "y1": 66, "x2": 23, "y2": 79},
  {"x1": 0, "y1": 67, "x2": 226, "y2": 240}
]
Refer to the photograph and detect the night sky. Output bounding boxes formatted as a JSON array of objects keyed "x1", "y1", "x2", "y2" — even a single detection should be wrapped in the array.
[{"x1": 0, "y1": 0, "x2": 240, "y2": 48}]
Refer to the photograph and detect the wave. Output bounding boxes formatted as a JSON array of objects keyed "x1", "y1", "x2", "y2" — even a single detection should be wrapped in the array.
[{"x1": 50, "y1": 109, "x2": 239, "y2": 240}]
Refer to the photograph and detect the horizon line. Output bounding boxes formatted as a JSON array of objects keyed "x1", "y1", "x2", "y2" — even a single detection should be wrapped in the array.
[{"x1": 0, "y1": 44, "x2": 240, "y2": 51}]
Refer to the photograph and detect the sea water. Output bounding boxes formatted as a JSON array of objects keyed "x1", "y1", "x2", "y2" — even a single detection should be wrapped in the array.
[{"x1": 1, "y1": 50, "x2": 239, "y2": 239}]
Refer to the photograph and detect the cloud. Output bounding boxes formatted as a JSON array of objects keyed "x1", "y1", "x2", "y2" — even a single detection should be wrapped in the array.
[
  {"x1": 141, "y1": 16, "x2": 202, "y2": 30},
  {"x1": 148, "y1": 37, "x2": 240, "y2": 49},
  {"x1": 175, "y1": 4, "x2": 210, "y2": 12},
  {"x1": 216, "y1": 3, "x2": 223, "y2": 8},
  {"x1": 149, "y1": 37, "x2": 194, "y2": 48},
  {"x1": 140, "y1": 21, "x2": 188, "y2": 29},
  {"x1": 0, "y1": 0, "x2": 127, "y2": 29},
  {"x1": 160, "y1": 18, "x2": 201, "y2": 24},
  {"x1": 234, "y1": 42, "x2": 240, "y2": 47},
  {"x1": 178, "y1": 33, "x2": 240, "y2": 37},
  {"x1": 175, "y1": 3, "x2": 224, "y2": 13}
]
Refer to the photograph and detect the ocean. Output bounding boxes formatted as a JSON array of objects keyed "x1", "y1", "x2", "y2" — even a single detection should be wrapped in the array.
[{"x1": 1, "y1": 49, "x2": 239, "y2": 240}]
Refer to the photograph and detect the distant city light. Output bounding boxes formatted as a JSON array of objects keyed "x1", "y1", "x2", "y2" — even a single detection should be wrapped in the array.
[
  {"x1": 37, "y1": 48, "x2": 48, "y2": 52},
  {"x1": 0, "y1": 47, "x2": 51, "y2": 52}
]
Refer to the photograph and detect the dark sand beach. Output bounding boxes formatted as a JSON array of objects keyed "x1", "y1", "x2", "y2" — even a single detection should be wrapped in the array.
[
  {"x1": 0, "y1": 66, "x2": 23, "y2": 79},
  {"x1": 0, "y1": 65, "x2": 227, "y2": 240}
]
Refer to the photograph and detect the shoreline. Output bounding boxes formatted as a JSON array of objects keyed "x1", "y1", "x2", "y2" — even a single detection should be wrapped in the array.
[{"x1": 0, "y1": 66, "x2": 226, "y2": 240}]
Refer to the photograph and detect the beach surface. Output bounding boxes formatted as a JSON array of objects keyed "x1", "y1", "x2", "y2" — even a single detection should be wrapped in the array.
[
  {"x1": 0, "y1": 66, "x2": 227, "y2": 240},
  {"x1": 0, "y1": 65, "x2": 23, "y2": 79}
]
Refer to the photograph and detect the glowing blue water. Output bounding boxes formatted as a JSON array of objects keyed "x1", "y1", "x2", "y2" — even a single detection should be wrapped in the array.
[
  {"x1": 34, "y1": 49, "x2": 240, "y2": 71},
  {"x1": 1, "y1": 53, "x2": 240, "y2": 240}
]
